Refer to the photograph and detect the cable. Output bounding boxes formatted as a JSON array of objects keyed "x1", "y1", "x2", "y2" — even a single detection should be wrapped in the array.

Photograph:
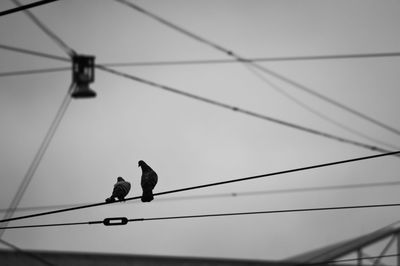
[
  {"x1": 0, "y1": 87, "x2": 73, "y2": 238},
  {"x1": 0, "y1": 239, "x2": 55, "y2": 266},
  {"x1": 1, "y1": 43, "x2": 397, "y2": 154},
  {"x1": 98, "y1": 65, "x2": 399, "y2": 155},
  {"x1": 101, "y1": 51, "x2": 400, "y2": 67},
  {"x1": 10, "y1": 0, "x2": 75, "y2": 57},
  {"x1": 0, "y1": 67, "x2": 70, "y2": 77},
  {"x1": 0, "y1": 0, "x2": 59, "y2": 17},
  {"x1": 4, "y1": 180, "x2": 400, "y2": 213},
  {"x1": 115, "y1": 0, "x2": 400, "y2": 137},
  {"x1": 0, "y1": 43, "x2": 69, "y2": 62},
  {"x1": 1, "y1": 202, "x2": 400, "y2": 230},
  {"x1": 245, "y1": 64, "x2": 400, "y2": 150},
  {"x1": 0, "y1": 150, "x2": 398, "y2": 225}
]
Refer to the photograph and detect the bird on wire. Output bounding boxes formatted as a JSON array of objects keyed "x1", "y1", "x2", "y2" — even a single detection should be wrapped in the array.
[
  {"x1": 138, "y1": 160, "x2": 158, "y2": 202},
  {"x1": 105, "y1": 177, "x2": 131, "y2": 203}
]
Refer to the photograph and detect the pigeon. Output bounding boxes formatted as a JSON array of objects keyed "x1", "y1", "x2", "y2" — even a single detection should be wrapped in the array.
[
  {"x1": 138, "y1": 160, "x2": 158, "y2": 202},
  {"x1": 105, "y1": 176, "x2": 131, "y2": 203}
]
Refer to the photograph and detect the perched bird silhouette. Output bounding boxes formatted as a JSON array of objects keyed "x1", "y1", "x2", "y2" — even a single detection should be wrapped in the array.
[
  {"x1": 138, "y1": 160, "x2": 158, "y2": 202},
  {"x1": 105, "y1": 176, "x2": 131, "y2": 203}
]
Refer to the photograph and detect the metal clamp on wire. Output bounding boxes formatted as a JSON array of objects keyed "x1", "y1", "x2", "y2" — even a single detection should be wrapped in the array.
[{"x1": 102, "y1": 217, "x2": 128, "y2": 226}]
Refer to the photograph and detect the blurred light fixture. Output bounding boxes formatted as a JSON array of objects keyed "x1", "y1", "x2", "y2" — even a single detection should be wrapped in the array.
[{"x1": 71, "y1": 55, "x2": 96, "y2": 98}]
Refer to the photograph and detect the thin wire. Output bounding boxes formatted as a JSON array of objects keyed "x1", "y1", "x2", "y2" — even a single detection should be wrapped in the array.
[
  {"x1": 116, "y1": 0, "x2": 400, "y2": 137},
  {"x1": 3, "y1": 42, "x2": 400, "y2": 68},
  {"x1": 0, "y1": 86, "x2": 73, "y2": 238},
  {"x1": 0, "y1": 0, "x2": 59, "y2": 17},
  {"x1": 1, "y1": 42, "x2": 396, "y2": 154},
  {"x1": 0, "y1": 150, "x2": 398, "y2": 225},
  {"x1": 0, "y1": 67, "x2": 70, "y2": 77},
  {"x1": 98, "y1": 65, "x2": 399, "y2": 156},
  {"x1": 2, "y1": 202, "x2": 400, "y2": 230},
  {"x1": 245, "y1": 64, "x2": 400, "y2": 150},
  {"x1": 4, "y1": 180, "x2": 400, "y2": 213},
  {"x1": 102, "y1": 52, "x2": 400, "y2": 67},
  {"x1": 0, "y1": 43, "x2": 70, "y2": 62},
  {"x1": 10, "y1": 0, "x2": 75, "y2": 57},
  {"x1": 0, "y1": 238, "x2": 55, "y2": 266}
]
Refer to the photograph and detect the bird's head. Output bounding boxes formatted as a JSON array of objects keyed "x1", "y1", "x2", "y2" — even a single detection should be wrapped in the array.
[
  {"x1": 117, "y1": 176, "x2": 124, "y2": 182},
  {"x1": 138, "y1": 160, "x2": 145, "y2": 168}
]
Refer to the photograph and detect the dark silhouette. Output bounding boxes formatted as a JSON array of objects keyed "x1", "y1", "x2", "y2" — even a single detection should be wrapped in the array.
[
  {"x1": 105, "y1": 177, "x2": 131, "y2": 203},
  {"x1": 138, "y1": 160, "x2": 158, "y2": 202}
]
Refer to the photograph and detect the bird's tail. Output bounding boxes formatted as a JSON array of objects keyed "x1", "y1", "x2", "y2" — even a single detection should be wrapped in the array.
[{"x1": 141, "y1": 189, "x2": 154, "y2": 202}]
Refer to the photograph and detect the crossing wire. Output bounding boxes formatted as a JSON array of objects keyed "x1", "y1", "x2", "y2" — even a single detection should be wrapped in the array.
[
  {"x1": 1, "y1": 43, "x2": 399, "y2": 154},
  {"x1": 98, "y1": 65, "x2": 400, "y2": 156},
  {"x1": 0, "y1": 0, "x2": 59, "y2": 17},
  {"x1": 0, "y1": 87, "x2": 73, "y2": 238},
  {"x1": 1, "y1": 202, "x2": 400, "y2": 230},
  {"x1": 0, "y1": 150, "x2": 399, "y2": 225},
  {"x1": 114, "y1": 0, "x2": 400, "y2": 137},
  {"x1": 10, "y1": 0, "x2": 75, "y2": 57},
  {"x1": 3, "y1": 180, "x2": 400, "y2": 213}
]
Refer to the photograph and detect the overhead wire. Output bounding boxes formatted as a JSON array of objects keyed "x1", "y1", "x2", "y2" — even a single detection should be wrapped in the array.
[
  {"x1": 1, "y1": 202, "x2": 400, "y2": 230},
  {"x1": 3, "y1": 49, "x2": 400, "y2": 77},
  {"x1": 0, "y1": 150, "x2": 398, "y2": 225},
  {"x1": 0, "y1": 67, "x2": 70, "y2": 77},
  {"x1": 245, "y1": 65, "x2": 400, "y2": 150},
  {"x1": 0, "y1": 87, "x2": 73, "y2": 238},
  {"x1": 0, "y1": 43, "x2": 69, "y2": 62},
  {"x1": 0, "y1": 0, "x2": 59, "y2": 17},
  {"x1": 1, "y1": 0, "x2": 77, "y2": 239},
  {"x1": 10, "y1": 0, "x2": 76, "y2": 57},
  {"x1": 0, "y1": 42, "x2": 398, "y2": 154},
  {"x1": 114, "y1": 0, "x2": 400, "y2": 137},
  {"x1": 3, "y1": 180, "x2": 400, "y2": 213},
  {"x1": 98, "y1": 65, "x2": 399, "y2": 156}
]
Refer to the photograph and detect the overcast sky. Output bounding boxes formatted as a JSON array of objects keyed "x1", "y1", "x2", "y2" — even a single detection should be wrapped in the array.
[{"x1": 1, "y1": 0, "x2": 400, "y2": 262}]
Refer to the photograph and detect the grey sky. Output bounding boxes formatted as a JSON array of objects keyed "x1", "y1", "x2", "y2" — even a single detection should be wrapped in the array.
[{"x1": 0, "y1": 0, "x2": 399, "y2": 261}]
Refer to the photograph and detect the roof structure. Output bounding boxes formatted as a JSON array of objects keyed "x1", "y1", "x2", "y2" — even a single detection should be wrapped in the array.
[{"x1": 286, "y1": 221, "x2": 400, "y2": 265}]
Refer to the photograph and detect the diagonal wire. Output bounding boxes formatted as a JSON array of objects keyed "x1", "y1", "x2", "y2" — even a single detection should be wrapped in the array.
[
  {"x1": 0, "y1": 150, "x2": 398, "y2": 225},
  {"x1": 2, "y1": 202, "x2": 400, "y2": 230},
  {"x1": 10, "y1": 0, "x2": 75, "y2": 57},
  {"x1": 245, "y1": 64, "x2": 400, "y2": 150},
  {"x1": 0, "y1": 0, "x2": 59, "y2": 17},
  {"x1": 0, "y1": 43, "x2": 70, "y2": 62},
  {"x1": 114, "y1": 0, "x2": 400, "y2": 137},
  {"x1": 98, "y1": 65, "x2": 399, "y2": 155},
  {"x1": 0, "y1": 67, "x2": 70, "y2": 77},
  {"x1": 0, "y1": 238, "x2": 55, "y2": 266},
  {"x1": 2, "y1": 180, "x2": 400, "y2": 213},
  {"x1": 0, "y1": 85, "x2": 73, "y2": 238}
]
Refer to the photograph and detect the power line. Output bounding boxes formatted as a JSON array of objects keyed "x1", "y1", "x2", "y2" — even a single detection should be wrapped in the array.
[
  {"x1": 0, "y1": 43, "x2": 69, "y2": 62},
  {"x1": 0, "y1": 150, "x2": 398, "y2": 225},
  {"x1": 4, "y1": 49, "x2": 400, "y2": 77},
  {"x1": 245, "y1": 65, "x2": 400, "y2": 150},
  {"x1": 0, "y1": 67, "x2": 69, "y2": 77},
  {"x1": 115, "y1": 0, "x2": 400, "y2": 137},
  {"x1": 100, "y1": 51, "x2": 400, "y2": 67},
  {"x1": 0, "y1": 88, "x2": 72, "y2": 238},
  {"x1": 0, "y1": 0, "x2": 59, "y2": 17},
  {"x1": 10, "y1": 0, "x2": 75, "y2": 57},
  {"x1": 4, "y1": 180, "x2": 400, "y2": 213},
  {"x1": 1, "y1": 42, "x2": 397, "y2": 154},
  {"x1": 99, "y1": 65, "x2": 399, "y2": 155},
  {"x1": 1, "y1": 202, "x2": 400, "y2": 230}
]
